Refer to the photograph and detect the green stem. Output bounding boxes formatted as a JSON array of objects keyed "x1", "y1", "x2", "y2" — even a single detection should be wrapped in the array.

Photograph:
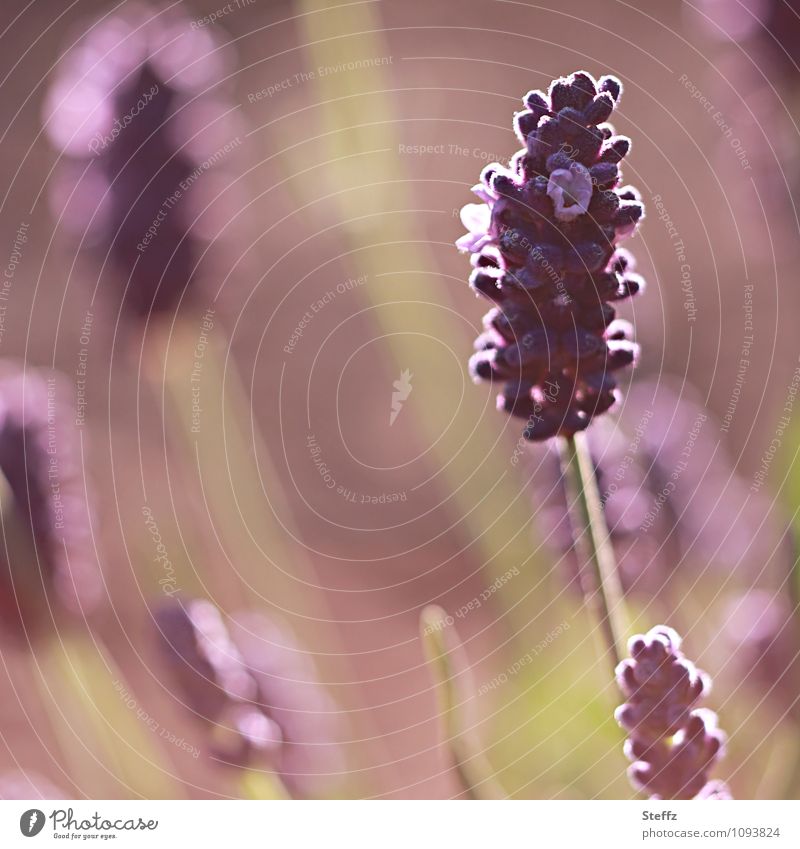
[
  {"x1": 36, "y1": 633, "x2": 181, "y2": 798},
  {"x1": 420, "y1": 606, "x2": 505, "y2": 800},
  {"x1": 238, "y1": 770, "x2": 290, "y2": 800},
  {"x1": 787, "y1": 525, "x2": 800, "y2": 633},
  {"x1": 559, "y1": 433, "x2": 629, "y2": 673}
]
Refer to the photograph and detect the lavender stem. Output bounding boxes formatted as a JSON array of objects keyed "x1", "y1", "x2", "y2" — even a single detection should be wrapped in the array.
[{"x1": 559, "y1": 432, "x2": 629, "y2": 673}]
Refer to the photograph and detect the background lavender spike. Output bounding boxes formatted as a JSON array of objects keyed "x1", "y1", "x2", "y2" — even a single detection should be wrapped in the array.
[
  {"x1": 616, "y1": 626, "x2": 730, "y2": 799},
  {"x1": 229, "y1": 611, "x2": 345, "y2": 799},
  {"x1": 529, "y1": 379, "x2": 780, "y2": 593},
  {"x1": 0, "y1": 365, "x2": 101, "y2": 635},
  {"x1": 155, "y1": 598, "x2": 342, "y2": 796},
  {"x1": 154, "y1": 598, "x2": 283, "y2": 769},
  {"x1": 456, "y1": 71, "x2": 645, "y2": 440},
  {"x1": 43, "y1": 3, "x2": 241, "y2": 317}
]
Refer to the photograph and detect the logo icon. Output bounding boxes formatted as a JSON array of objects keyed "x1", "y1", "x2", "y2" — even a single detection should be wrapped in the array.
[
  {"x1": 389, "y1": 369, "x2": 413, "y2": 426},
  {"x1": 20, "y1": 809, "x2": 46, "y2": 837}
]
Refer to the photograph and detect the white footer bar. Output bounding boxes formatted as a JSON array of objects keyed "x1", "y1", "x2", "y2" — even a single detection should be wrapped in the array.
[{"x1": 1, "y1": 800, "x2": 797, "y2": 847}]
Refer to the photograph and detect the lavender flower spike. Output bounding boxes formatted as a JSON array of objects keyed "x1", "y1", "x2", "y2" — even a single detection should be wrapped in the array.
[
  {"x1": 0, "y1": 366, "x2": 101, "y2": 634},
  {"x1": 44, "y1": 4, "x2": 239, "y2": 317},
  {"x1": 616, "y1": 626, "x2": 731, "y2": 799},
  {"x1": 155, "y1": 597, "x2": 342, "y2": 797},
  {"x1": 457, "y1": 71, "x2": 645, "y2": 440}
]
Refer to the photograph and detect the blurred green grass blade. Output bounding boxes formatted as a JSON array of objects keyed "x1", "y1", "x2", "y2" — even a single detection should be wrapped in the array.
[
  {"x1": 287, "y1": 2, "x2": 544, "y2": 618},
  {"x1": 481, "y1": 601, "x2": 627, "y2": 799},
  {"x1": 420, "y1": 605, "x2": 505, "y2": 799},
  {"x1": 38, "y1": 633, "x2": 181, "y2": 799},
  {"x1": 146, "y1": 316, "x2": 338, "y2": 627},
  {"x1": 776, "y1": 423, "x2": 800, "y2": 614},
  {"x1": 238, "y1": 770, "x2": 290, "y2": 800}
]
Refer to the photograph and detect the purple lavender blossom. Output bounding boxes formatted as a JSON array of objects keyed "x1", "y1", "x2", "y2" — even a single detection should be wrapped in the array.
[
  {"x1": 456, "y1": 71, "x2": 645, "y2": 440},
  {"x1": 616, "y1": 626, "x2": 730, "y2": 799},
  {"x1": 0, "y1": 366, "x2": 101, "y2": 635},
  {"x1": 44, "y1": 4, "x2": 239, "y2": 317}
]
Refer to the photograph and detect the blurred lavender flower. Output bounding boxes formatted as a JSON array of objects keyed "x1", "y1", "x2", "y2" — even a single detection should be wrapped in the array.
[
  {"x1": 457, "y1": 71, "x2": 645, "y2": 440},
  {"x1": 0, "y1": 365, "x2": 101, "y2": 635},
  {"x1": 229, "y1": 611, "x2": 345, "y2": 799},
  {"x1": 154, "y1": 598, "x2": 281, "y2": 765},
  {"x1": 691, "y1": 1, "x2": 800, "y2": 223},
  {"x1": 616, "y1": 626, "x2": 730, "y2": 799},
  {"x1": 44, "y1": 3, "x2": 240, "y2": 317},
  {"x1": 696, "y1": 0, "x2": 800, "y2": 81},
  {"x1": 155, "y1": 597, "x2": 342, "y2": 797},
  {"x1": 531, "y1": 380, "x2": 778, "y2": 592}
]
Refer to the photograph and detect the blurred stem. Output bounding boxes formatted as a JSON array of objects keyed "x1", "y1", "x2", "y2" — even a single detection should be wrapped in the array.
[
  {"x1": 143, "y1": 312, "x2": 330, "y2": 618},
  {"x1": 787, "y1": 525, "x2": 800, "y2": 630},
  {"x1": 37, "y1": 632, "x2": 181, "y2": 798},
  {"x1": 238, "y1": 771, "x2": 290, "y2": 800},
  {"x1": 784, "y1": 732, "x2": 800, "y2": 799},
  {"x1": 420, "y1": 605, "x2": 505, "y2": 800},
  {"x1": 559, "y1": 433, "x2": 629, "y2": 674}
]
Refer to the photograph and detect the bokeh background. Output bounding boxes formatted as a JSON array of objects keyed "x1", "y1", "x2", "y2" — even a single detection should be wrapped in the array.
[{"x1": 0, "y1": 0, "x2": 799, "y2": 799}]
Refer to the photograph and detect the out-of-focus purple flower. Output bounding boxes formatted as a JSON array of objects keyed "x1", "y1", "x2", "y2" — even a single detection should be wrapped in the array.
[
  {"x1": 155, "y1": 597, "x2": 342, "y2": 797},
  {"x1": 696, "y1": 0, "x2": 800, "y2": 80},
  {"x1": 44, "y1": 3, "x2": 239, "y2": 317},
  {"x1": 690, "y1": 2, "x2": 800, "y2": 228},
  {"x1": 0, "y1": 365, "x2": 101, "y2": 635},
  {"x1": 530, "y1": 380, "x2": 780, "y2": 593},
  {"x1": 456, "y1": 71, "x2": 645, "y2": 440},
  {"x1": 616, "y1": 626, "x2": 730, "y2": 799},
  {"x1": 228, "y1": 611, "x2": 345, "y2": 799},
  {"x1": 154, "y1": 598, "x2": 281, "y2": 765}
]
